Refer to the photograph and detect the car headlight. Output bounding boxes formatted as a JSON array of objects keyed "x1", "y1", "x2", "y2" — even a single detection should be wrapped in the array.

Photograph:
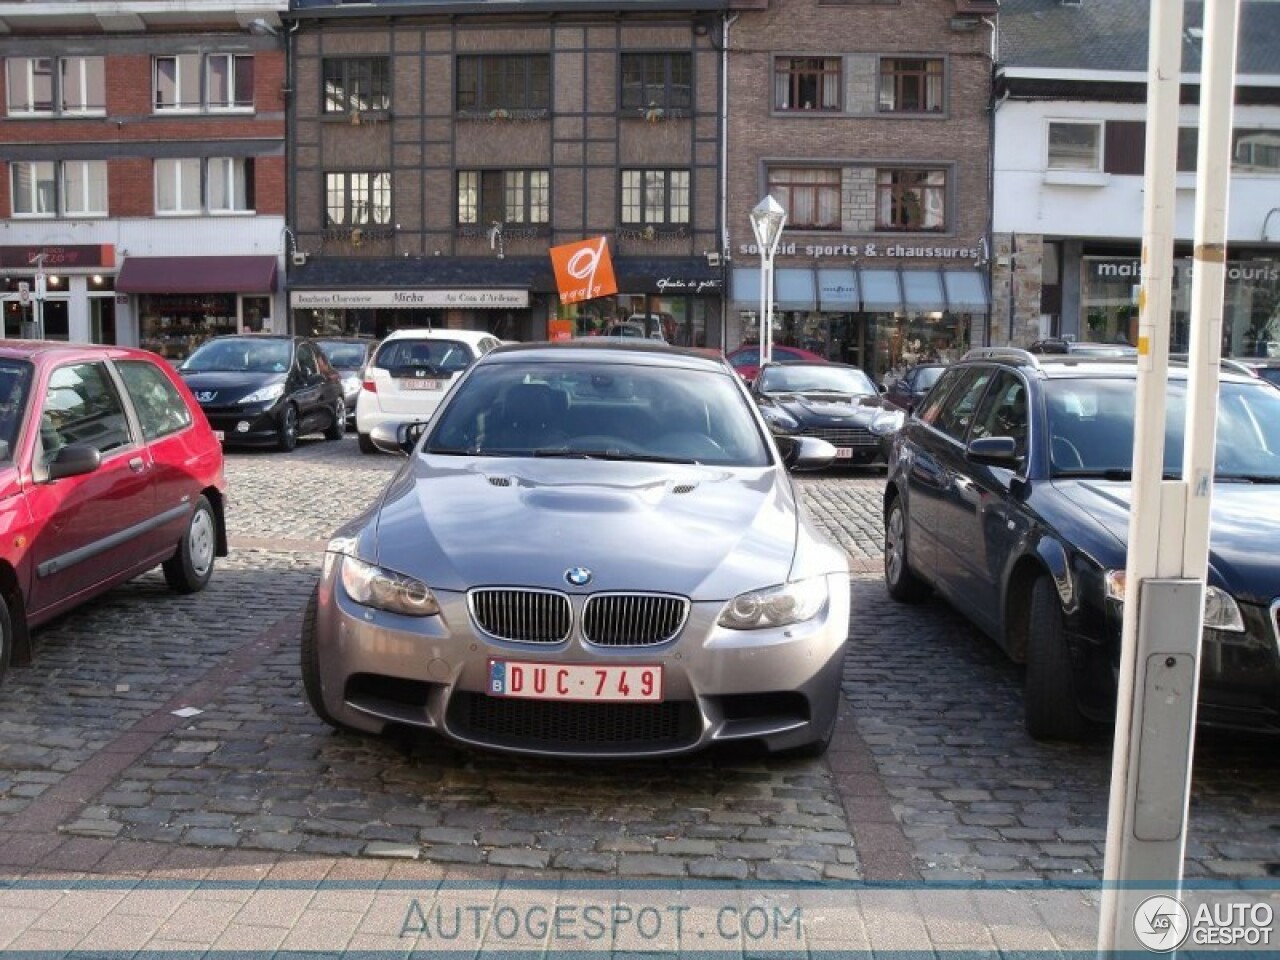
[
  {"x1": 339, "y1": 554, "x2": 439, "y2": 617},
  {"x1": 869, "y1": 408, "x2": 906, "y2": 436},
  {"x1": 718, "y1": 577, "x2": 828, "y2": 630},
  {"x1": 760, "y1": 406, "x2": 800, "y2": 432},
  {"x1": 1104, "y1": 571, "x2": 1244, "y2": 633},
  {"x1": 240, "y1": 382, "x2": 286, "y2": 405}
]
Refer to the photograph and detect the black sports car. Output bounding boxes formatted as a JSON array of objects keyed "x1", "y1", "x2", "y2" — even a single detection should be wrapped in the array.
[
  {"x1": 751, "y1": 361, "x2": 906, "y2": 467},
  {"x1": 178, "y1": 334, "x2": 346, "y2": 451}
]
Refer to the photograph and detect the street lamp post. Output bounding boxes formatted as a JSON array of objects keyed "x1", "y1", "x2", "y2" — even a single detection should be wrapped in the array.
[{"x1": 749, "y1": 196, "x2": 787, "y2": 366}]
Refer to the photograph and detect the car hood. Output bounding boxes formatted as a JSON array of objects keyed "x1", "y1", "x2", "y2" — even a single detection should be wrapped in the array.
[
  {"x1": 1053, "y1": 478, "x2": 1280, "y2": 605},
  {"x1": 768, "y1": 393, "x2": 887, "y2": 426},
  {"x1": 178, "y1": 370, "x2": 285, "y2": 403},
  {"x1": 371, "y1": 456, "x2": 799, "y2": 600}
]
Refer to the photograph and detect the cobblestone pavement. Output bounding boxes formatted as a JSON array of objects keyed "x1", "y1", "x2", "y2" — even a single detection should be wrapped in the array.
[{"x1": 1, "y1": 436, "x2": 1277, "y2": 886}]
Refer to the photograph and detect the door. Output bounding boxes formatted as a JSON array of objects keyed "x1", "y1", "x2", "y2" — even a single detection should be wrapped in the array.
[
  {"x1": 25, "y1": 360, "x2": 155, "y2": 615},
  {"x1": 292, "y1": 341, "x2": 328, "y2": 433}
]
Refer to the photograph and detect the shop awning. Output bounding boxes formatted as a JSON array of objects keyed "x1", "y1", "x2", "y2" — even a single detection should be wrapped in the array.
[
  {"x1": 730, "y1": 267, "x2": 817, "y2": 311},
  {"x1": 817, "y1": 268, "x2": 859, "y2": 311},
  {"x1": 902, "y1": 270, "x2": 948, "y2": 313},
  {"x1": 858, "y1": 269, "x2": 904, "y2": 313},
  {"x1": 116, "y1": 255, "x2": 278, "y2": 294},
  {"x1": 943, "y1": 268, "x2": 991, "y2": 312}
]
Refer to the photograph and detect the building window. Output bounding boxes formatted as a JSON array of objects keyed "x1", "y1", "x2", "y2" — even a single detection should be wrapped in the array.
[
  {"x1": 1047, "y1": 120, "x2": 1102, "y2": 171},
  {"x1": 322, "y1": 58, "x2": 391, "y2": 114},
  {"x1": 157, "y1": 158, "x2": 255, "y2": 215},
  {"x1": 457, "y1": 170, "x2": 550, "y2": 225},
  {"x1": 774, "y1": 57, "x2": 841, "y2": 111},
  {"x1": 876, "y1": 168, "x2": 946, "y2": 231},
  {"x1": 621, "y1": 170, "x2": 690, "y2": 225},
  {"x1": 154, "y1": 54, "x2": 253, "y2": 112},
  {"x1": 620, "y1": 53, "x2": 692, "y2": 113},
  {"x1": 325, "y1": 171, "x2": 392, "y2": 226},
  {"x1": 1233, "y1": 130, "x2": 1280, "y2": 172},
  {"x1": 5, "y1": 56, "x2": 105, "y2": 115},
  {"x1": 10, "y1": 160, "x2": 107, "y2": 217},
  {"x1": 767, "y1": 168, "x2": 841, "y2": 230},
  {"x1": 456, "y1": 55, "x2": 550, "y2": 112},
  {"x1": 878, "y1": 58, "x2": 943, "y2": 113}
]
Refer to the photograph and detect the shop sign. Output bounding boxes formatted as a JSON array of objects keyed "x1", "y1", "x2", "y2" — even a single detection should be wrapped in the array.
[
  {"x1": 290, "y1": 289, "x2": 529, "y2": 309},
  {"x1": 550, "y1": 236, "x2": 618, "y2": 304},
  {"x1": 0, "y1": 244, "x2": 115, "y2": 269},
  {"x1": 1088, "y1": 257, "x2": 1280, "y2": 284},
  {"x1": 655, "y1": 277, "x2": 722, "y2": 294},
  {"x1": 737, "y1": 241, "x2": 982, "y2": 260}
]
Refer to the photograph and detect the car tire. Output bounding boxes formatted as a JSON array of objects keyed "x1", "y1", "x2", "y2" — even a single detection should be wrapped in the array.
[
  {"x1": 278, "y1": 404, "x2": 299, "y2": 452},
  {"x1": 357, "y1": 432, "x2": 377, "y2": 454},
  {"x1": 300, "y1": 586, "x2": 344, "y2": 731},
  {"x1": 884, "y1": 497, "x2": 929, "y2": 602},
  {"x1": 0, "y1": 593, "x2": 12, "y2": 687},
  {"x1": 324, "y1": 399, "x2": 345, "y2": 441},
  {"x1": 1025, "y1": 575, "x2": 1094, "y2": 742},
  {"x1": 162, "y1": 495, "x2": 217, "y2": 594}
]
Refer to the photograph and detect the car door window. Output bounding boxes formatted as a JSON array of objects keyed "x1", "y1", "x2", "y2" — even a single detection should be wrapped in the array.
[
  {"x1": 297, "y1": 343, "x2": 319, "y2": 378},
  {"x1": 968, "y1": 370, "x2": 1028, "y2": 460},
  {"x1": 116, "y1": 359, "x2": 193, "y2": 441},
  {"x1": 40, "y1": 362, "x2": 133, "y2": 458},
  {"x1": 916, "y1": 367, "x2": 967, "y2": 425},
  {"x1": 931, "y1": 367, "x2": 995, "y2": 442}
]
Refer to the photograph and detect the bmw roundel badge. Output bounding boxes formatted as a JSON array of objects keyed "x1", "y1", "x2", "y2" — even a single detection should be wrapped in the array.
[{"x1": 565, "y1": 567, "x2": 593, "y2": 587}]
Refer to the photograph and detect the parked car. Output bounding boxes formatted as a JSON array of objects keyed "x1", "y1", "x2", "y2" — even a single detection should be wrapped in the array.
[
  {"x1": 1227, "y1": 356, "x2": 1280, "y2": 389},
  {"x1": 883, "y1": 347, "x2": 1280, "y2": 740},
  {"x1": 752, "y1": 361, "x2": 905, "y2": 468},
  {"x1": 178, "y1": 334, "x2": 346, "y2": 451},
  {"x1": 884, "y1": 362, "x2": 947, "y2": 414},
  {"x1": 315, "y1": 336, "x2": 377, "y2": 426},
  {"x1": 726, "y1": 344, "x2": 826, "y2": 382},
  {"x1": 1029, "y1": 337, "x2": 1138, "y2": 357},
  {"x1": 355, "y1": 329, "x2": 501, "y2": 454},
  {"x1": 303, "y1": 340, "x2": 850, "y2": 757},
  {"x1": 0, "y1": 342, "x2": 227, "y2": 682}
]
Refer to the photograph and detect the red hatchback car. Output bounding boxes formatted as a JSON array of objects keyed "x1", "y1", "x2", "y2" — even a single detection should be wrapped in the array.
[
  {"x1": 726, "y1": 344, "x2": 827, "y2": 382},
  {"x1": 0, "y1": 341, "x2": 227, "y2": 683}
]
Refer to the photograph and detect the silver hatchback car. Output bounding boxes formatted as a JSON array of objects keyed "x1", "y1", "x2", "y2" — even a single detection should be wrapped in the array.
[{"x1": 302, "y1": 341, "x2": 850, "y2": 757}]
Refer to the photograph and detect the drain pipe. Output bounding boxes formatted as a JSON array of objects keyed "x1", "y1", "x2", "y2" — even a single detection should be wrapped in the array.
[{"x1": 717, "y1": 12, "x2": 739, "y2": 350}]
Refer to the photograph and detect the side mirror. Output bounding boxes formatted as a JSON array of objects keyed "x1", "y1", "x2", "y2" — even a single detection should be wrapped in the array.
[
  {"x1": 780, "y1": 435, "x2": 837, "y2": 471},
  {"x1": 45, "y1": 443, "x2": 102, "y2": 481},
  {"x1": 370, "y1": 421, "x2": 428, "y2": 456},
  {"x1": 967, "y1": 435, "x2": 1020, "y2": 467}
]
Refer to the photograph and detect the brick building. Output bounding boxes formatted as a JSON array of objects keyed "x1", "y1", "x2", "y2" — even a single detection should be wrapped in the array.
[
  {"x1": 0, "y1": 1, "x2": 288, "y2": 359},
  {"x1": 724, "y1": 0, "x2": 996, "y2": 381},
  {"x1": 286, "y1": 0, "x2": 726, "y2": 348}
]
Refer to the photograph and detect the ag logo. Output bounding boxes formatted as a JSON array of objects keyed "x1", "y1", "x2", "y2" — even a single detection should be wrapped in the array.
[{"x1": 1133, "y1": 895, "x2": 1190, "y2": 952}]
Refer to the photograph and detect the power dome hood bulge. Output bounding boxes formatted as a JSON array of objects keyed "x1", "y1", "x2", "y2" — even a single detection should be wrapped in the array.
[{"x1": 369, "y1": 456, "x2": 802, "y2": 600}]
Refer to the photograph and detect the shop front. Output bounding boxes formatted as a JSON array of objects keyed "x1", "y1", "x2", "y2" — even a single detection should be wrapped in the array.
[
  {"x1": 1079, "y1": 251, "x2": 1280, "y2": 358},
  {"x1": 1, "y1": 244, "x2": 119, "y2": 343},
  {"x1": 115, "y1": 255, "x2": 280, "y2": 362},
  {"x1": 730, "y1": 262, "x2": 989, "y2": 383}
]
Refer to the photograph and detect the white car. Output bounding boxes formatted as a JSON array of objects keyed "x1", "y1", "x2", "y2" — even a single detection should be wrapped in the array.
[{"x1": 355, "y1": 329, "x2": 501, "y2": 453}]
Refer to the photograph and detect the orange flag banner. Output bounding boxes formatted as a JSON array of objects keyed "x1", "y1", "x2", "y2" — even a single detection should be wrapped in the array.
[{"x1": 549, "y1": 236, "x2": 618, "y2": 304}]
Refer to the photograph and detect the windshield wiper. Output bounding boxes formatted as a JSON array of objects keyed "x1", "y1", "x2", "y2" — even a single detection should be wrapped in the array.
[
  {"x1": 1054, "y1": 468, "x2": 1182, "y2": 481},
  {"x1": 1214, "y1": 474, "x2": 1280, "y2": 483},
  {"x1": 533, "y1": 448, "x2": 698, "y2": 464}
]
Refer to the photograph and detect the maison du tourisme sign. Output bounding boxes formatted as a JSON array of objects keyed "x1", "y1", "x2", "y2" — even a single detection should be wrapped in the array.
[{"x1": 290, "y1": 289, "x2": 529, "y2": 309}]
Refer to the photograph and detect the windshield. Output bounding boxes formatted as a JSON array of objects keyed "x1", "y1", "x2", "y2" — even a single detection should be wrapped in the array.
[
  {"x1": 318, "y1": 342, "x2": 370, "y2": 369},
  {"x1": 427, "y1": 360, "x2": 771, "y2": 466},
  {"x1": 758, "y1": 364, "x2": 877, "y2": 396},
  {"x1": 914, "y1": 366, "x2": 944, "y2": 391},
  {"x1": 1046, "y1": 378, "x2": 1280, "y2": 481},
  {"x1": 182, "y1": 338, "x2": 292, "y2": 374},
  {"x1": 1257, "y1": 367, "x2": 1280, "y2": 388},
  {"x1": 0, "y1": 358, "x2": 34, "y2": 462},
  {"x1": 374, "y1": 338, "x2": 474, "y2": 374}
]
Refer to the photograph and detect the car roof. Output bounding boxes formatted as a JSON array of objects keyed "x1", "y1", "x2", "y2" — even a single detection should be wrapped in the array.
[
  {"x1": 0, "y1": 339, "x2": 164, "y2": 364},
  {"x1": 381, "y1": 328, "x2": 494, "y2": 344},
  {"x1": 484, "y1": 339, "x2": 730, "y2": 372},
  {"x1": 960, "y1": 347, "x2": 1261, "y2": 385}
]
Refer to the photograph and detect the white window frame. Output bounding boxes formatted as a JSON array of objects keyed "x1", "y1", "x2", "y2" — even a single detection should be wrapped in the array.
[
  {"x1": 5, "y1": 57, "x2": 55, "y2": 115},
  {"x1": 206, "y1": 54, "x2": 254, "y2": 112},
  {"x1": 207, "y1": 158, "x2": 253, "y2": 213},
  {"x1": 1047, "y1": 119, "x2": 1104, "y2": 172},
  {"x1": 155, "y1": 158, "x2": 203, "y2": 214},
  {"x1": 10, "y1": 161, "x2": 57, "y2": 217},
  {"x1": 154, "y1": 54, "x2": 202, "y2": 113},
  {"x1": 60, "y1": 160, "x2": 109, "y2": 217},
  {"x1": 59, "y1": 57, "x2": 106, "y2": 115}
]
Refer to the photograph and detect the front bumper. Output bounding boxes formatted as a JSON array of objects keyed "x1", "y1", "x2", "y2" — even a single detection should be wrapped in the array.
[
  {"x1": 199, "y1": 404, "x2": 283, "y2": 446},
  {"x1": 308, "y1": 564, "x2": 850, "y2": 757}
]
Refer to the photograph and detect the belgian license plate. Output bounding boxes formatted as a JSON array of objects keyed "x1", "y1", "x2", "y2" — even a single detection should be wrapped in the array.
[
  {"x1": 399, "y1": 379, "x2": 443, "y2": 391},
  {"x1": 487, "y1": 660, "x2": 664, "y2": 702},
  {"x1": 835, "y1": 447, "x2": 853, "y2": 459}
]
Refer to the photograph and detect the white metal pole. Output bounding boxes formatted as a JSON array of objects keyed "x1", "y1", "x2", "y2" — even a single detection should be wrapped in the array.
[
  {"x1": 759, "y1": 250, "x2": 768, "y2": 364},
  {"x1": 763, "y1": 250, "x2": 774, "y2": 365},
  {"x1": 1097, "y1": 0, "x2": 1186, "y2": 950}
]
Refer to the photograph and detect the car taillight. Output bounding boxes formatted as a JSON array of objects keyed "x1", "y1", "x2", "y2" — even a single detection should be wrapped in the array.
[{"x1": 362, "y1": 379, "x2": 377, "y2": 393}]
